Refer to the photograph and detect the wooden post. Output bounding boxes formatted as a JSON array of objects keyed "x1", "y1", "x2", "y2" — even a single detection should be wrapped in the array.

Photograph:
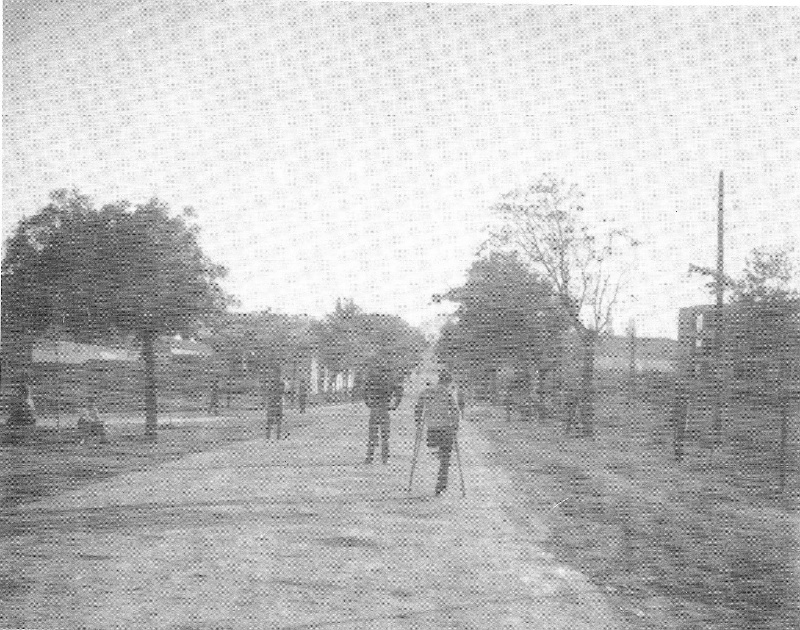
[{"x1": 779, "y1": 395, "x2": 789, "y2": 496}]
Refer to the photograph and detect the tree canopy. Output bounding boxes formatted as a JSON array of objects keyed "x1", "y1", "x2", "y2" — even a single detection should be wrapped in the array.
[
  {"x1": 488, "y1": 175, "x2": 635, "y2": 336},
  {"x1": 205, "y1": 310, "x2": 315, "y2": 379},
  {"x1": 2, "y1": 189, "x2": 229, "y2": 434},
  {"x1": 2, "y1": 190, "x2": 228, "y2": 342},
  {"x1": 731, "y1": 246, "x2": 799, "y2": 304},
  {"x1": 484, "y1": 175, "x2": 637, "y2": 433},
  {"x1": 435, "y1": 252, "x2": 565, "y2": 388},
  {"x1": 314, "y1": 299, "x2": 426, "y2": 380}
]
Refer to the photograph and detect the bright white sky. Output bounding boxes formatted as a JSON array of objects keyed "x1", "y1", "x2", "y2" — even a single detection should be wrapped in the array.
[{"x1": 3, "y1": 2, "x2": 799, "y2": 338}]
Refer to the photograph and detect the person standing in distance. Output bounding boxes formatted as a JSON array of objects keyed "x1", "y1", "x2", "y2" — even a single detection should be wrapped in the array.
[
  {"x1": 297, "y1": 379, "x2": 308, "y2": 414},
  {"x1": 362, "y1": 358, "x2": 403, "y2": 464},
  {"x1": 265, "y1": 362, "x2": 284, "y2": 440},
  {"x1": 415, "y1": 370, "x2": 460, "y2": 495}
]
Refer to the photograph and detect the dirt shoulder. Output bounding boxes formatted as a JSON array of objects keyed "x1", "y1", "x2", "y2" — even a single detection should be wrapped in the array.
[
  {"x1": 471, "y1": 403, "x2": 800, "y2": 630},
  {"x1": 1, "y1": 411, "x2": 276, "y2": 509}
]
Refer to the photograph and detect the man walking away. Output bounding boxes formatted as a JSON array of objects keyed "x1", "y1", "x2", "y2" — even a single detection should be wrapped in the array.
[
  {"x1": 363, "y1": 358, "x2": 403, "y2": 464},
  {"x1": 266, "y1": 363, "x2": 283, "y2": 440},
  {"x1": 416, "y1": 371, "x2": 460, "y2": 495}
]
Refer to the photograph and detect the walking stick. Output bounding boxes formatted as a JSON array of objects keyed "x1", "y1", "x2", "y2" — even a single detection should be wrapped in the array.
[
  {"x1": 453, "y1": 430, "x2": 466, "y2": 497},
  {"x1": 408, "y1": 419, "x2": 424, "y2": 493}
]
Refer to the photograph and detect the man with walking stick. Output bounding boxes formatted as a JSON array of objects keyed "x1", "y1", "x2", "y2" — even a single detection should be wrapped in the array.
[{"x1": 412, "y1": 370, "x2": 464, "y2": 496}]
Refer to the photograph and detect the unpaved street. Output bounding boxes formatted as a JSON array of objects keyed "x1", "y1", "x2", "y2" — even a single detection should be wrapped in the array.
[{"x1": 2, "y1": 394, "x2": 620, "y2": 629}]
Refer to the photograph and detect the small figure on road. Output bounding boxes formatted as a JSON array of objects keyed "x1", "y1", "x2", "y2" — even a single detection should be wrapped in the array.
[
  {"x1": 77, "y1": 394, "x2": 107, "y2": 444},
  {"x1": 5, "y1": 382, "x2": 36, "y2": 443},
  {"x1": 671, "y1": 380, "x2": 689, "y2": 462},
  {"x1": 415, "y1": 371, "x2": 460, "y2": 495},
  {"x1": 7, "y1": 382, "x2": 36, "y2": 427},
  {"x1": 297, "y1": 380, "x2": 308, "y2": 414},
  {"x1": 363, "y1": 358, "x2": 403, "y2": 464},
  {"x1": 265, "y1": 363, "x2": 284, "y2": 440},
  {"x1": 208, "y1": 377, "x2": 220, "y2": 416}
]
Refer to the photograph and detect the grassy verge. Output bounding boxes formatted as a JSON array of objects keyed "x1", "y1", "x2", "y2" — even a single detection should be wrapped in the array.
[
  {"x1": 0, "y1": 413, "x2": 268, "y2": 509},
  {"x1": 475, "y1": 395, "x2": 799, "y2": 630}
]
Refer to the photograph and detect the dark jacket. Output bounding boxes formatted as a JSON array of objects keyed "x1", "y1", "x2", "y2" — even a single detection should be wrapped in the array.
[{"x1": 363, "y1": 367, "x2": 403, "y2": 410}]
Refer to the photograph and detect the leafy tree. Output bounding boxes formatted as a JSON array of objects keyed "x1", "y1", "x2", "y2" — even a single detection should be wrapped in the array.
[
  {"x1": 2, "y1": 190, "x2": 229, "y2": 436},
  {"x1": 314, "y1": 300, "x2": 426, "y2": 390},
  {"x1": 435, "y1": 252, "x2": 566, "y2": 416},
  {"x1": 729, "y1": 247, "x2": 799, "y2": 396},
  {"x1": 314, "y1": 299, "x2": 365, "y2": 376},
  {"x1": 731, "y1": 247, "x2": 799, "y2": 304},
  {"x1": 206, "y1": 310, "x2": 315, "y2": 401},
  {"x1": 690, "y1": 246, "x2": 799, "y2": 305},
  {"x1": 358, "y1": 311, "x2": 427, "y2": 380},
  {"x1": 730, "y1": 247, "x2": 799, "y2": 490},
  {"x1": 486, "y1": 175, "x2": 637, "y2": 435},
  {"x1": 2, "y1": 190, "x2": 101, "y2": 372}
]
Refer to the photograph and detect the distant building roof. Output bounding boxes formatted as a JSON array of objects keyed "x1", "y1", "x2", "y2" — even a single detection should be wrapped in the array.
[
  {"x1": 32, "y1": 340, "x2": 139, "y2": 364},
  {"x1": 168, "y1": 337, "x2": 214, "y2": 357},
  {"x1": 30, "y1": 336, "x2": 214, "y2": 364}
]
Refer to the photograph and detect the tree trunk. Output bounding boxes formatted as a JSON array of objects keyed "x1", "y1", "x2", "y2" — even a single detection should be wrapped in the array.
[
  {"x1": 537, "y1": 366, "x2": 547, "y2": 420},
  {"x1": 579, "y1": 329, "x2": 597, "y2": 437},
  {"x1": 2, "y1": 331, "x2": 35, "y2": 389},
  {"x1": 518, "y1": 362, "x2": 535, "y2": 421},
  {"x1": 779, "y1": 394, "x2": 789, "y2": 497},
  {"x1": 142, "y1": 331, "x2": 158, "y2": 440},
  {"x1": 672, "y1": 381, "x2": 689, "y2": 461}
]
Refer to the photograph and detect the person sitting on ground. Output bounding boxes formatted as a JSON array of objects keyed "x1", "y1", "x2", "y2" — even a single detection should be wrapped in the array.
[
  {"x1": 7, "y1": 383, "x2": 36, "y2": 427},
  {"x1": 77, "y1": 395, "x2": 107, "y2": 444},
  {"x1": 415, "y1": 370, "x2": 460, "y2": 496}
]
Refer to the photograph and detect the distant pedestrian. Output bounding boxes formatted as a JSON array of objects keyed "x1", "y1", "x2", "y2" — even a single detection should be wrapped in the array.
[
  {"x1": 208, "y1": 378, "x2": 220, "y2": 416},
  {"x1": 77, "y1": 394, "x2": 107, "y2": 444},
  {"x1": 415, "y1": 371, "x2": 460, "y2": 495},
  {"x1": 297, "y1": 380, "x2": 308, "y2": 414},
  {"x1": 266, "y1": 363, "x2": 284, "y2": 440},
  {"x1": 4, "y1": 383, "x2": 35, "y2": 445},
  {"x1": 363, "y1": 358, "x2": 403, "y2": 464},
  {"x1": 671, "y1": 381, "x2": 689, "y2": 461},
  {"x1": 7, "y1": 383, "x2": 36, "y2": 427}
]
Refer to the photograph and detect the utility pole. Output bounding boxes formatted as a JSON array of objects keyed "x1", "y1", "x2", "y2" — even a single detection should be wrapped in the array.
[{"x1": 713, "y1": 171, "x2": 724, "y2": 446}]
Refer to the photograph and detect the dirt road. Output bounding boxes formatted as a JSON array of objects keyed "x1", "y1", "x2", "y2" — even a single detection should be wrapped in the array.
[{"x1": 2, "y1": 391, "x2": 620, "y2": 629}]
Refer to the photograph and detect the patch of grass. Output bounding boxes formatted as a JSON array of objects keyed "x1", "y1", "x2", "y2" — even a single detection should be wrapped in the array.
[
  {"x1": 476, "y1": 397, "x2": 800, "y2": 630},
  {"x1": 0, "y1": 413, "x2": 267, "y2": 509}
]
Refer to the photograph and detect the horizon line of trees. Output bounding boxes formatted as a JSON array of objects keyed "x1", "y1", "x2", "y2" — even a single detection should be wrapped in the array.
[
  {"x1": 435, "y1": 174, "x2": 798, "y2": 438},
  {"x1": 1, "y1": 189, "x2": 426, "y2": 438},
  {"x1": 5, "y1": 182, "x2": 796, "y2": 440}
]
